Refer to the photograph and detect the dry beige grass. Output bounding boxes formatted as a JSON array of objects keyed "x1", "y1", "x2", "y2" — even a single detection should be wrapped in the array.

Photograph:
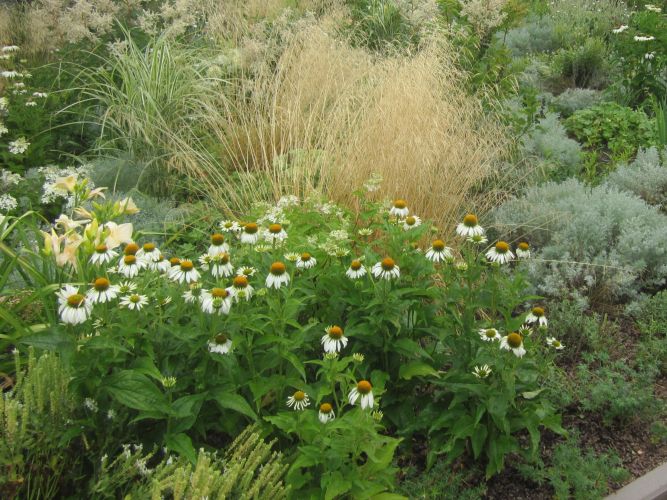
[{"x1": 198, "y1": 25, "x2": 510, "y2": 231}]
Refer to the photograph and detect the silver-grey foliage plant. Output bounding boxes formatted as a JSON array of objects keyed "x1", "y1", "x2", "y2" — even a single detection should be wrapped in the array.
[
  {"x1": 494, "y1": 178, "x2": 667, "y2": 309},
  {"x1": 605, "y1": 147, "x2": 667, "y2": 211}
]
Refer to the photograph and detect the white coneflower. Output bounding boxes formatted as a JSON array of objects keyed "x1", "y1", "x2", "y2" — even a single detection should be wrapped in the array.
[
  {"x1": 87, "y1": 277, "x2": 119, "y2": 304},
  {"x1": 467, "y1": 233, "x2": 488, "y2": 245},
  {"x1": 425, "y1": 239, "x2": 453, "y2": 262},
  {"x1": 120, "y1": 294, "x2": 148, "y2": 310},
  {"x1": 612, "y1": 25, "x2": 628, "y2": 34},
  {"x1": 518, "y1": 324, "x2": 532, "y2": 337},
  {"x1": 266, "y1": 261, "x2": 290, "y2": 289},
  {"x1": 219, "y1": 220, "x2": 241, "y2": 233},
  {"x1": 209, "y1": 253, "x2": 233, "y2": 278},
  {"x1": 286, "y1": 390, "x2": 310, "y2": 411},
  {"x1": 118, "y1": 255, "x2": 145, "y2": 278},
  {"x1": 90, "y1": 244, "x2": 117, "y2": 266},
  {"x1": 169, "y1": 260, "x2": 200, "y2": 284},
  {"x1": 634, "y1": 35, "x2": 655, "y2": 41},
  {"x1": 525, "y1": 307, "x2": 547, "y2": 327},
  {"x1": 208, "y1": 233, "x2": 229, "y2": 256},
  {"x1": 546, "y1": 337, "x2": 565, "y2": 350},
  {"x1": 321, "y1": 325, "x2": 348, "y2": 353},
  {"x1": 645, "y1": 4, "x2": 662, "y2": 12},
  {"x1": 123, "y1": 242, "x2": 140, "y2": 256},
  {"x1": 152, "y1": 255, "x2": 171, "y2": 273},
  {"x1": 516, "y1": 242, "x2": 531, "y2": 259},
  {"x1": 182, "y1": 282, "x2": 203, "y2": 304},
  {"x1": 358, "y1": 228, "x2": 373, "y2": 237},
  {"x1": 296, "y1": 252, "x2": 316, "y2": 270},
  {"x1": 56, "y1": 285, "x2": 92, "y2": 325},
  {"x1": 236, "y1": 266, "x2": 257, "y2": 277},
  {"x1": 473, "y1": 365, "x2": 492, "y2": 379},
  {"x1": 389, "y1": 199, "x2": 409, "y2": 218},
  {"x1": 264, "y1": 223, "x2": 288, "y2": 243},
  {"x1": 346, "y1": 259, "x2": 367, "y2": 279},
  {"x1": 284, "y1": 252, "x2": 300, "y2": 262},
  {"x1": 208, "y1": 333, "x2": 232, "y2": 354},
  {"x1": 479, "y1": 328, "x2": 501, "y2": 342},
  {"x1": 240, "y1": 222, "x2": 260, "y2": 244},
  {"x1": 201, "y1": 287, "x2": 233, "y2": 315},
  {"x1": 117, "y1": 281, "x2": 137, "y2": 295},
  {"x1": 136, "y1": 242, "x2": 161, "y2": 263},
  {"x1": 456, "y1": 214, "x2": 484, "y2": 238},
  {"x1": 232, "y1": 275, "x2": 254, "y2": 301},
  {"x1": 403, "y1": 215, "x2": 422, "y2": 231},
  {"x1": 318, "y1": 403, "x2": 335, "y2": 423},
  {"x1": 2, "y1": 45, "x2": 19, "y2": 52},
  {"x1": 254, "y1": 244, "x2": 272, "y2": 253},
  {"x1": 500, "y1": 332, "x2": 526, "y2": 358},
  {"x1": 486, "y1": 241, "x2": 515, "y2": 265},
  {"x1": 371, "y1": 257, "x2": 400, "y2": 280},
  {"x1": 348, "y1": 380, "x2": 374, "y2": 410}
]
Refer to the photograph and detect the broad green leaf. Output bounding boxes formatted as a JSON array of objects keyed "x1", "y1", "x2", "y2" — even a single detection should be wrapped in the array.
[
  {"x1": 166, "y1": 432, "x2": 196, "y2": 464},
  {"x1": 399, "y1": 361, "x2": 439, "y2": 380},
  {"x1": 104, "y1": 370, "x2": 170, "y2": 414},
  {"x1": 521, "y1": 389, "x2": 544, "y2": 400},
  {"x1": 211, "y1": 391, "x2": 257, "y2": 420},
  {"x1": 471, "y1": 425, "x2": 488, "y2": 459}
]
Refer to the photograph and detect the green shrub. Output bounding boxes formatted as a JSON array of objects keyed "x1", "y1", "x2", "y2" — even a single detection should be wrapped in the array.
[
  {"x1": 494, "y1": 178, "x2": 667, "y2": 308},
  {"x1": 564, "y1": 102, "x2": 655, "y2": 164},
  {"x1": 500, "y1": 15, "x2": 559, "y2": 57},
  {"x1": 605, "y1": 147, "x2": 667, "y2": 210},
  {"x1": 517, "y1": 436, "x2": 629, "y2": 500},
  {"x1": 552, "y1": 38, "x2": 609, "y2": 89},
  {"x1": 396, "y1": 458, "x2": 486, "y2": 499}
]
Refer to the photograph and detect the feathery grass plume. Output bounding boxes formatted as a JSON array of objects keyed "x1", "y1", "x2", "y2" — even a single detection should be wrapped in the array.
[
  {"x1": 96, "y1": 425, "x2": 289, "y2": 499},
  {"x1": 0, "y1": 348, "x2": 76, "y2": 499},
  {"x1": 202, "y1": 25, "x2": 510, "y2": 230}
]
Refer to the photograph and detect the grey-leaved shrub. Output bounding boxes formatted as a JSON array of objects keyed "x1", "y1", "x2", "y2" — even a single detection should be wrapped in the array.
[
  {"x1": 522, "y1": 112, "x2": 583, "y2": 179},
  {"x1": 551, "y1": 88, "x2": 604, "y2": 117},
  {"x1": 605, "y1": 147, "x2": 667, "y2": 210},
  {"x1": 500, "y1": 15, "x2": 559, "y2": 57},
  {"x1": 494, "y1": 178, "x2": 667, "y2": 308}
]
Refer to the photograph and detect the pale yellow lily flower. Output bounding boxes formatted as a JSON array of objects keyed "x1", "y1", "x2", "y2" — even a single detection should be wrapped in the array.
[
  {"x1": 54, "y1": 214, "x2": 90, "y2": 232},
  {"x1": 116, "y1": 197, "x2": 140, "y2": 215},
  {"x1": 53, "y1": 175, "x2": 77, "y2": 193},
  {"x1": 104, "y1": 221, "x2": 133, "y2": 249}
]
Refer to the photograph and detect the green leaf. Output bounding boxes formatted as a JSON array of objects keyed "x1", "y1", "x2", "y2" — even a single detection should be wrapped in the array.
[
  {"x1": 399, "y1": 361, "x2": 439, "y2": 380},
  {"x1": 281, "y1": 351, "x2": 306, "y2": 380},
  {"x1": 322, "y1": 471, "x2": 352, "y2": 500},
  {"x1": 211, "y1": 391, "x2": 257, "y2": 420},
  {"x1": 166, "y1": 433, "x2": 196, "y2": 464},
  {"x1": 521, "y1": 389, "x2": 544, "y2": 400},
  {"x1": 471, "y1": 425, "x2": 488, "y2": 459},
  {"x1": 104, "y1": 370, "x2": 170, "y2": 414}
]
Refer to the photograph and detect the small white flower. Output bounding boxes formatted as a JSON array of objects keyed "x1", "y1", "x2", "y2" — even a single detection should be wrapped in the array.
[
  {"x1": 120, "y1": 294, "x2": 148, "y2": 310},
  {"x1": 403, "y1": 215, "x2": 422, "y2": 231},
  {"x1": 209, "y1": 253, "x2": 234, "y2": 278},
  {"x1": 135, "y1": 243, "x2": 161, "y2": 262},
  {"x1": 1, "y1": 70, "x2": 19, "y2": 79},
  {"x1": 516, "y1": 242, "x2": 531, "y2": 259},
  {"x1": 240, "y1": 223, "x2": 260, "y2": 244},
  {"x1": 220, "y1": 219, "x2": 241, "y2": 232},
  {"x1": 90, "y1": 244, "x2": 118, "y2": 266},
  {"x1": 425, "y1": 240, "x2": 453, "y2": 262},
  {"x1": 479, "y1": 328, "x2": 501, "y2": 342},
  {"x1": 286, "y1": 390, "x2": 310, "y2": 411},
  {"x1": 500, "y1": 333, "x2": 526, "y2": 358},
  {"x1": 25, "y1": 101, "x2": 37, "y2": 107},
  {"x1": 296, "y1": 252, "x2": 316, "y2": 270},
  {"x1": 208, "y1": 333, "x2": 232, "y2": 354},
  {"x1": 83, "y1": 398, "x2": 99, "y2": 412},
  {"x1": 634, "y1": 35, "x2": 655, "y2": 42},
  {"x1": 0, "y1": 193, "x2": 18, "y2": 212},
  {"x1": 236, "y1": 266, "x2": 257, "y2": 277},
  {"x1": 456, "y1": 214, "x2": 485, "y2": 238},
  {"x1": 346, "y1": 259, "x2": 367, "y2": 279},
  {"x1": 612, "y1": 25, "x2": 629, "y2": 34},
  {"x1": 231, "y1": 275, "x2": 254, "y2": 301},
  {"x1": 56, "y1": 285, "x2": 93, "y2": 325},
  {"x1": 389, "y1": 199, "x2": 409, "y2": 218},
  {"x1": 169, "y1": 260, "x2": 200, "y2": 284},
  {"x1": 318, "y1": 403, "x2": 335, "y2": 423},
  {"x1": 348, "y1": 380, "x2": 374, "y2": 410},
  {"x1": 486, "y1": 241, "x2": 515, "y2": 265},
  {"x1": 546, "y1": 337, "x2": 565, "y2": 350},
  {"x1": 32, "y1": 92, "x2": 48, "y2": 98},
  {"x1": 321, "y1": 325, "x2": 348, "y2": 353},
  {"x1": 117, "y1": 281, "x2": 137, "y2": 295},
  {"x1": 1, "y1": 45, "x2": 20, "y2": 52},
  {"x1": 473, "y1": 365, "x2": 492, "y2": 379},
  {"x1": 644, "y1": 52, "x2": 656, "y2": 61},
  {"x1": 264, "y1": 223, "x2": 288, "y2": 243},
  {"x1": 266, "y1": 262, "x2": 290, "y2": 289},
  {"x1": 8, "y1": 137, "x2": 30, "y2": 154},
  {"x1": 208, "y1": 233, "x2": 230, "y2": 256},
  {"x1": 182, "y1": 282, "x2": 203, "y2": 304},
  {"x1": 86, "y1": 278, "x2": 119, "y2": 304},
  {"x1": 118, "y1": 255, "x2": 146, "y2": 278},
  {"x1": 200, "y1": 287, "x2": 232, "y2": 315},
  {"x1": 525, "y1": 307, "x2": 548, "y2": 327},
  {"x1": 371, "y1": 257, "x2": 400, "y2": 280}
]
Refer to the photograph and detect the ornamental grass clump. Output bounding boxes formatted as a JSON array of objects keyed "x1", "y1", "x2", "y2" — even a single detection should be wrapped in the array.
[{"x1": 1, "y1": 175, "x2": 566, "y2": 493}]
